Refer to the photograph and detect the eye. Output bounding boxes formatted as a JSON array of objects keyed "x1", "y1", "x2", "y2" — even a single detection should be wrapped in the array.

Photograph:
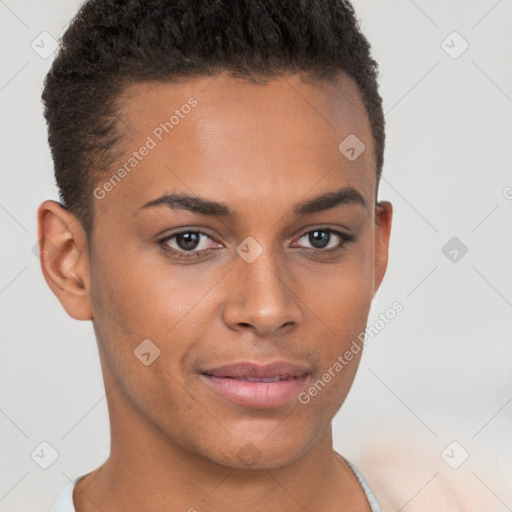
[
  {"x1": 158, "y1": 227, "x2": 355, "y2": 262},
  {"x1": 293, "y1": 227, "x2": 354, "y2": 251},
  {"x1": 158, "y1": 230, "x2": 220, "y2": 260}
]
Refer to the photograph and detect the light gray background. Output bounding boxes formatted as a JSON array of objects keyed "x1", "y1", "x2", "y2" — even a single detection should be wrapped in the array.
[{"x1": 1, "y1": 1, "x2": 511, "y2": 510}]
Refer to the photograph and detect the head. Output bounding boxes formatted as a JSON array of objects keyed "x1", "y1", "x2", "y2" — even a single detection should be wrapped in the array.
[{"x1": 38, "y1": 0, "x2": 392, "y2": 470}]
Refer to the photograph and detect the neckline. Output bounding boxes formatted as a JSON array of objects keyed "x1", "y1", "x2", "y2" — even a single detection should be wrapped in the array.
[
  {"x1": 57, "y1": 455, "x2": 381, "y2": 512},
  {"x1": 337, "y1": 453, "x2": 382, "y2": 512}
]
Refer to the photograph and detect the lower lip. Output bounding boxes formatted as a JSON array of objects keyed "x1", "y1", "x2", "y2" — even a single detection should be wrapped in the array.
[{"x1": 200, "y1": 374, "x2": 309, "y2": 408}]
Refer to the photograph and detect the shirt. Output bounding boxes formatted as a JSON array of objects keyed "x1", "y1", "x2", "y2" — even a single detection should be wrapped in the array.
[{"x1": 52, "y1": 457, "x2": 382, "y2": 512}]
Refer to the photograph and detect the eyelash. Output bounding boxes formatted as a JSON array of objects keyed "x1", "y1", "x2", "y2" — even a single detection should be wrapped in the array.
[{"x1": 157, "y1": 227, "x2": 355, "y2": 261}]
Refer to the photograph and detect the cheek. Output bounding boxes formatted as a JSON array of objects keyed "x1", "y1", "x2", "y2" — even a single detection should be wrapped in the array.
[
  {"x1": 88, "y1": 238, "x2": 167, "y2": 378},
  {"x1": 90, "y1": 240, "x2": 189, "y2": 333},
  {"x1": 309, "y1": 245, "x2": 374, "y2": 336},
  {"x1": 301, "y1": 245, "x2": 374, "y2": 406},
  {"x1": 89, "y1": 240, "x2": 220, "y2": 377}
]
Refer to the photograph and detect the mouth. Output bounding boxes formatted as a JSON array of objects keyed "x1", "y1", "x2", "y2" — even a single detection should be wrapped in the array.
[{"x1": 199, "y1": 361, "x2": 310, "y2": 408}]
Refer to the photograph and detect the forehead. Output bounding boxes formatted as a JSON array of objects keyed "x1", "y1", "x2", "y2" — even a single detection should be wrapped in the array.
[
  {"x1": 117, "y1": 71, "x2": 372, "y2": 154},
  {"x1": 95, "y1": 72, "x2": 375, "y2": 221}
]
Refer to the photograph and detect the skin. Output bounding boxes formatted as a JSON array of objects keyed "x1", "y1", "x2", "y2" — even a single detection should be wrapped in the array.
[{"x1": 38, "y1": 71, "x2": 392, "y2": 512}]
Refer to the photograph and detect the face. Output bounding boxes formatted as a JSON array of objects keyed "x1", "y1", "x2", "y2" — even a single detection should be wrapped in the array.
[{"x1": 41, "y1": 71, "x2": 392, "y2": 470}]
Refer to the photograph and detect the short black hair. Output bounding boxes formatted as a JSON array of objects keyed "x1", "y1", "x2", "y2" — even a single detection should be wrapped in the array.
[{"x1": 42, "y1": 0, "x2": 385, "y2": 237}]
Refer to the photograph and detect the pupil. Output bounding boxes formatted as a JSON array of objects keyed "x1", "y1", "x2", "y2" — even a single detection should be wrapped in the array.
[
  {"x1": 309, "y1": 230, "x2": 329, "y2": 249},
  {"x1": 177, "y1": 232, "x2": 200, "y2": 250}
]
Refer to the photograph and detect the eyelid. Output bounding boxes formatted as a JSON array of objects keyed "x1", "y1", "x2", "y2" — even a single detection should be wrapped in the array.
[
  {"x1": 159, "y1": 229, "x2": 219, "y2": 250},
  {"x1": 293, "y1": 227, "x2": 354, "y2": 248}
]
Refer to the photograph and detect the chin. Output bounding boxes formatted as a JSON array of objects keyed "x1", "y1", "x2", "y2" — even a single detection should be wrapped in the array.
[{"x1": 196, "y1": 431, "x2": 315, "y2": 471}]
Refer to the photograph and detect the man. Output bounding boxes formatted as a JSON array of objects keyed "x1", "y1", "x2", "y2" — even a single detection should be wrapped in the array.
[{"x1": 38, "y1": 0, "x2": 392, "y2": 510}]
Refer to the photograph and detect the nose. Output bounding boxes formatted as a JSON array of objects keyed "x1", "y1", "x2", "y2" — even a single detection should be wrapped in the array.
[{"x1": 221, "y1": 246, "x2": 304, "y2": 337}]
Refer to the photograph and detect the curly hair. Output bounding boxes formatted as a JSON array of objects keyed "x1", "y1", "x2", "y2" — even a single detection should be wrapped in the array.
[{"x1": 42, "y1": 0, "x2": 385, "y2": 237}]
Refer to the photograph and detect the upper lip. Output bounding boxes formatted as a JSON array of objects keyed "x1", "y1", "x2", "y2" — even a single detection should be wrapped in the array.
[{"x1": 201, "y1": 361, "x2": 310, "y2": 379}]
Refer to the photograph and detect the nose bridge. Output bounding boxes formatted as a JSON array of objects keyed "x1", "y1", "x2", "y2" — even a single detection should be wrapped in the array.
[{"x1": 222, "y1": 237, "x2": 302, "y2": 335}]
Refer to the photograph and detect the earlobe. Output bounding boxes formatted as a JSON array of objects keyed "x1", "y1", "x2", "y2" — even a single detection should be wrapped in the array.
[
  {"x1": 37, "y1": 200, "x2": 93, "y2": 321},
  {"x1": 373, "y1": 200, "x2": 393, "y2": 296}
]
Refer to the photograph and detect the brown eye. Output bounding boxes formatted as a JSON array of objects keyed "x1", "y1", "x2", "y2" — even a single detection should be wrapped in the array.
[
  {"x1": 174, "y1": 232, "x2": 201, "y2": 251},
  {"x1": 158, "y1": 230, "x2": 220, "y2": 260},
  {"x1": 295, "y1": 228, "x2": 354, "y2": 251},
  {"x1": 307, "y1": 230, "x2": 331, "y2": 249}
]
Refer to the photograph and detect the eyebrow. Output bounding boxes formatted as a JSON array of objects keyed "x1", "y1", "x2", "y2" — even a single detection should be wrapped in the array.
[{"x1": 136, "y1": 186, "x2": 368, "y2": 217}]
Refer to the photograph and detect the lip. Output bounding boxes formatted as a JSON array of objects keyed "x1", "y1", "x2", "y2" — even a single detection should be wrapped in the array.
[
  {"x1": 200, "y1": 361, "x2": 311, "y2": 408},
  {"x1": 202, "y1": 361, "x2": 311, "y2": 379}
]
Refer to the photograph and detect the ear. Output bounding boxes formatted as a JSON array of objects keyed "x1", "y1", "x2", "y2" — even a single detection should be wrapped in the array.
[
  {"x1": 373, "y1": 200, "x2": 393, "y2": 296},
  {"x1": 36, "y1": 200, "x2": 93, "y2": 321}
]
